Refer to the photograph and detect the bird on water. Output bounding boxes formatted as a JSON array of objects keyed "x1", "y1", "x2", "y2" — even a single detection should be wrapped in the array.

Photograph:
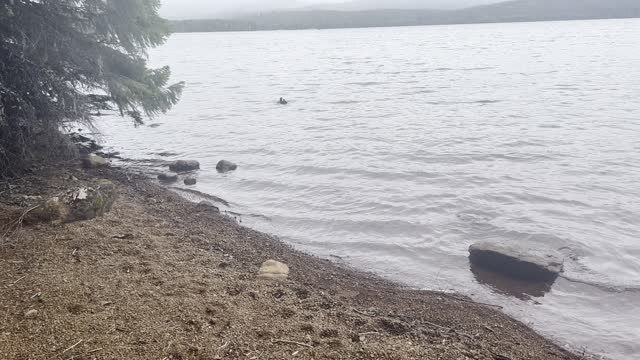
[{"x1": 279, "y1": 97, "x2": 288, "y2": 105}]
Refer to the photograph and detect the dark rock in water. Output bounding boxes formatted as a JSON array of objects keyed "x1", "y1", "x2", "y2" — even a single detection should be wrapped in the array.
[
  {"x1": 468, "y1": 241, "x2": 563, "y2": 282},
  {"x1": 197, "y1": 201, "x2": 219, "y2": 213},
  {"x1": 216, "y1": 160, "x2": 237, "y2": 173},
  {"x1": 470, "y1": 262, "x2": 552, "y2": 300},
  {"x1": 81, "y1": 154, "x2": 108, "y2": 169},
  {"x1": 184, "y1": 177, "x2": 197, "y2": 186},
  {"x1": 169, "y1": 160, "x2": 200, "y2": 172},
  {"x1": 158, "y1": 173, "x2": 178, "y2": 182}
]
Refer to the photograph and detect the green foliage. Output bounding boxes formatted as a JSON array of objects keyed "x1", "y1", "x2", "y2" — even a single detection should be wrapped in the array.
[{"x1": 0, "y1": 0, "x2": 184, "y2": 176}]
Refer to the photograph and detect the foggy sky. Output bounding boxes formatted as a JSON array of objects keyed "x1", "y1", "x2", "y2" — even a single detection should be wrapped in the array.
[{"x1": 159, "y1": 0, "x2": 502, "y2": 20}]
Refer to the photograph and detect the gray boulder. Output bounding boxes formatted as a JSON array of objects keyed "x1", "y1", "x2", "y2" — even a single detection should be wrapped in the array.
[
  {"x1": 169, "y1": 160, "x2": 200, "y2": 172},
  {"x1": 216, "y1": 160, "x2": 237, "y2": 173},
  {"x1": 81, "y1": 154, "x2": 108, "y2": 169},
  {"x1": 158, "y1": 173, "x2": 178, "y2": 182},
  {"x1": 184, "y1": 177, "x2": 197, "y2": 186},
  {"x1": 468, "y1": 241, "x2": 563, "y2": 282}
]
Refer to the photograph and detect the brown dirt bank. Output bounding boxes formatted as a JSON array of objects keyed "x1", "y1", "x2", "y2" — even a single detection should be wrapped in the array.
[{"x1": 0, "y1": 163, "x2": 580, "y2": 359}]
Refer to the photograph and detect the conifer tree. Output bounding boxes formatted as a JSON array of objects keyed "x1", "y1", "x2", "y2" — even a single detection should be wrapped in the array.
[{"x1": 0, "y1": 0, "x2": 184, "y2": 175}]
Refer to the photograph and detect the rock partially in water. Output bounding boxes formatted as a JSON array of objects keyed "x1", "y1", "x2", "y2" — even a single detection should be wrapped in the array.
[
  {"x1": 196, "y1": 201, "x2": 219, "y2": 213},
  {"x1": 216, "y1": 160, "x2": 237, "y2": 173},
  {"x1": 184, "y1": 177, "x2": 197, "y2": 186},
  {"x1": 169, "y1": 160, "x2": 200, "y2": 172},
  {"x1": 81, "y1": 154, "x2": 108, "y2": 169},
  {"x1": 257, "y1": 260, "x2": 289, "y2": 280},
  {"x1": 158, "y1": 173, "x2": 178, "y2": 182},
  {"x1": 468, "y1": 241, "x2": 563, "y2": 282}
]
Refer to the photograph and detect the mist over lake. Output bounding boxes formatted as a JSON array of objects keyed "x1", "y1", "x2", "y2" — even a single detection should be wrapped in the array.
[{"x1": 100, "y1": 19, "x2": 640, "y2": 359}]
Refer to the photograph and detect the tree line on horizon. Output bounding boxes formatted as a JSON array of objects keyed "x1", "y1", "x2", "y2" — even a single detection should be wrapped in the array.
[{"x1": 170, "y1": 0, "x2": 640, "y2": 33}]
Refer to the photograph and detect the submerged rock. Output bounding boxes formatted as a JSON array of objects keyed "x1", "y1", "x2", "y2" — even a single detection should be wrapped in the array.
[
  {"x1": 184, "y1": 177, "x2": 197, "y2": 186},
  {"x1": 169, "y1": 160, "x2": 200, "y2": 172},
  {"x1": 216, "y1": 160, "x2": 237, "y2": 173},
  {"x1": 81, "y1": 154, "x2": 108, "y2": 169},
  {"x1": 257, "y1": 260, "x2": 289, "y2": 280},
  {"x1": 468, "y1": 241, "x2": 563, "y2": 282},
  {"x1": 158, "y1": 173, "x2": 178, "y2": 182},
  {"x1": 196, "y1": 201, "x2": 219, "y2": 213}
]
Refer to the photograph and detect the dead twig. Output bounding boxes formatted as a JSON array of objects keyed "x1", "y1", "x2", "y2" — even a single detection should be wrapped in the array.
[
  {"x1": 62, "y1": 340, "x2": 83, "y2": 354},
  {"x1": 1, "y1": 205, "x2": 40, "y2": 242},
  {"x1": 273, "y1": 339, "x2": 313, "y2": 348},
  {"x1": 10, "y1": 275, "x2": 26, "y2": 285}
]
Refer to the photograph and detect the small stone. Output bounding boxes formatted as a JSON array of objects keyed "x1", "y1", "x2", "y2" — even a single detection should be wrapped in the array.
[
  {"x1": 257, "y1": 260, "x2": 289, "y2": 280},
  {"x1": 169, "y1": 160, "x2": 200, "y2": 172},
  {"x1": 24, "y1": 310, "x2": 38, "y2": 318},
  {"x1": 216, "y1": 160, "x2": 237, "y2": 173},
  {"x1": 184, "y1": 177, "x2": 197, "y2": 186},
  {"x1": 158, "y1": 173, "x2": 178, "y2": 182}
]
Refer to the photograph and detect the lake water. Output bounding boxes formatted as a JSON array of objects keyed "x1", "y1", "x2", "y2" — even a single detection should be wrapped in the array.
[{"x1": 98, "y1": 19, "x2": 640, "y2": 359}]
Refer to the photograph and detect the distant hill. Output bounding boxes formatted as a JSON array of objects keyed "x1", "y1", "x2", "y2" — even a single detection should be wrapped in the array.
[
  {"x1": 304, "y1": 0, "x2": 498, "y2": 11},
  {"x1": 170, "y1": 0, "x2": 640, "y2": 33}
]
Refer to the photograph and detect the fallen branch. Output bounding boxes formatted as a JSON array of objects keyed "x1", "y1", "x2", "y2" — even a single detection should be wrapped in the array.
[
  {"x1": 273, "y1": 339, "x2": 313, "y2": 348},
  {"x1": 1, "y1": 205, "x2": 40, "y2": 242}
]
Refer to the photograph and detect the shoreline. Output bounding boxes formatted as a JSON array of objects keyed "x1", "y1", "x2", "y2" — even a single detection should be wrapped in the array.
[{"x1": 0, "y1": 162, "x2": 581, "y2": 359}]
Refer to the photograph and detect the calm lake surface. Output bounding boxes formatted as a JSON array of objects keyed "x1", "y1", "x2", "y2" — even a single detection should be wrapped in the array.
[{"x1": 99, "y1": 19, "x2": 640, "y2": 359}]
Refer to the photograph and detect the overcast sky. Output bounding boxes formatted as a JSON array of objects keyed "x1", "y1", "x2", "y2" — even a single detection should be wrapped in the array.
[{"x1": 159, "y1": 0, "x2": 501, "y2": 20}]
